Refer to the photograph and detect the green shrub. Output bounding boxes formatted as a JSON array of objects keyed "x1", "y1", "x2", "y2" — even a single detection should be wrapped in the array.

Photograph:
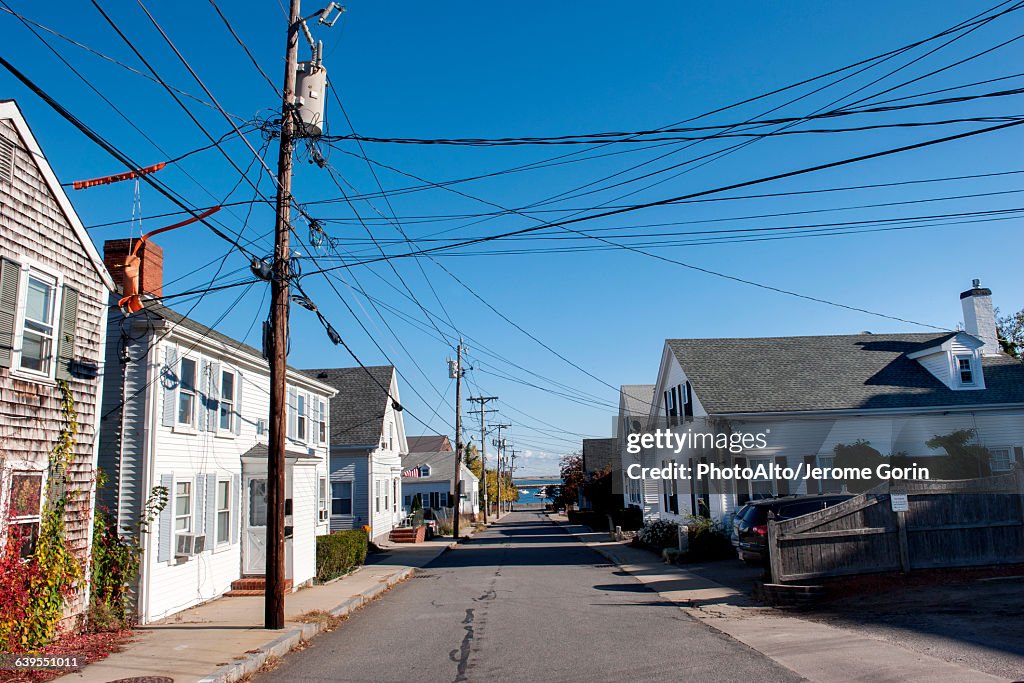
[
  {"x1": 683, "y1": 516, "x2": 736, "y2": 562},
  {"x1": 637, "y1": 519, "x2": 679, "y2": 548},
  {"x1": 316, "y1": 530, "x2": 368, "y2": 583}
]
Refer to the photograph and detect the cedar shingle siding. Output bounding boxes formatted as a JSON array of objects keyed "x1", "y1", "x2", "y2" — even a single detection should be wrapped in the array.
[{"x1": 0, "y1": 113, "x2": 110, "y2": 620}]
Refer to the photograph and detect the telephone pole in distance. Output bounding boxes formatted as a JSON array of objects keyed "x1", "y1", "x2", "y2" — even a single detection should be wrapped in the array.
[
  {"x1": 468, "y1": 396, "x2": 498, "y2": 523},
  {"x1": 449, "y1": 340, "x2": 466, "y2": 538}
]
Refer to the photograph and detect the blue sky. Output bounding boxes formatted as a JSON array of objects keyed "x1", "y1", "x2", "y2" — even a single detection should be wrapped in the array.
[{"x1": 3, "y1": 1, "x2": 1023, "y2": 475}]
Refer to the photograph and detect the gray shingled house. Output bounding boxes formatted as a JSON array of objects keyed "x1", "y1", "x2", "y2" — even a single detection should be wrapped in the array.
[
  {"x1": 0, "y1": 102, "x2": 117, "y2": 624},
  {"x1": 643, "y1": 282, "x2": 1024, "y2": 524},
  {"x1": 304, "y1": 365, "x2": 408, "y2": 543}
]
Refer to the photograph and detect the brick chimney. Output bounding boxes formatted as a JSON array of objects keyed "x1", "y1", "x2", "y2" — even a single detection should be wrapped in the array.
[
  {"x1": 960, "y1": 278, "x2": 1000, "y2": 356},
  {"x1": 104, "y1": 239, "x2": 163, "y2": 298}
]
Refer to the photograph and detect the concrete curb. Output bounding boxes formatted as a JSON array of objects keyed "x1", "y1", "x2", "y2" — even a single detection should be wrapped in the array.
[{"x1": 197, "y1": 567, "x2": 416, "y2": 683}]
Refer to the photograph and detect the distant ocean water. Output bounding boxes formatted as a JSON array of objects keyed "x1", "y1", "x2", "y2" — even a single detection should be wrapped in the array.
[{"x1": 512, "y1": 478, "x2": 560, "y2": 506}]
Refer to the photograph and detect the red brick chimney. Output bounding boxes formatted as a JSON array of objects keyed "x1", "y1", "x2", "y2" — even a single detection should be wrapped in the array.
[{"x1": 103, "y1": 239, "x2": 163, "y2": 298}]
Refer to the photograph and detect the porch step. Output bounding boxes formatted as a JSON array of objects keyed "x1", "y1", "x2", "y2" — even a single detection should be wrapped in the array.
[
  {"x1": 225, "y1": 577, "x2": 293, "y2": 596},
  {"x1": 388, "y1": 526, "x2": 425, "y2": 544}
]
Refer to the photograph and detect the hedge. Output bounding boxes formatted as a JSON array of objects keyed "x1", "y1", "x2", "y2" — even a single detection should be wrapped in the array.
[{"x1": 316, "y1": 530, "x2": 368, "y2": 582}]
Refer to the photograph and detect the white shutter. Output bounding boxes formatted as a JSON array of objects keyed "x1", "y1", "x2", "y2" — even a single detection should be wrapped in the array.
[
  {"x1": 209, "y1": 362, "x2": 221, "y2": 432},
  {"x1": 162, "y1": 347, "x2": 178, "y2": 427},
  {"x1": 233, "y1": 371, "x2": 243, "y2": 436},
  {"x1": 157, "y1": 473, "x2": 174, "y2": 562},
  {"x1": 205, "y1": 474, "x2": 217, "y2": 543},
  {"x1": 287, "y1": 386, "x2": 297, "y2": 439}
]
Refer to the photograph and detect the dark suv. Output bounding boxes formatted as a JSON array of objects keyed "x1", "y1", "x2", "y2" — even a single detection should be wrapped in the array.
[{"x1": 733, "y1": 494, "x2": 854, "y2": 566}]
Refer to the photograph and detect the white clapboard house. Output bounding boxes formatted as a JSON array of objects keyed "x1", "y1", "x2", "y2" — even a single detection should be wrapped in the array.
[
  {"x1": 97, "y1": 240, "x2": 335, "y2": 623},
  {"x1": 644, "y1": 281, "x2": 1024, "y2": 526}
]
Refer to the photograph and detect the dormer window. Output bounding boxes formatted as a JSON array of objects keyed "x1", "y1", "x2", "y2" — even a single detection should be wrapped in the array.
[
  {"x1": 956, "y1": 355, "x2": 975, "y2": 385},
  {"x1": 419, "y1": 465, "x2": 431, "y2": 477}
]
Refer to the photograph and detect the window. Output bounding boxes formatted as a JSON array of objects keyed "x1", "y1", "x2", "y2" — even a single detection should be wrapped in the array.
[
  {"x1": 750, "y1": 457, "x2": 775, "y2": 498},
  {"x1": 388, "y1": 423, "x2": 394, "y2": 451},
  {"x1": 216, "y1": 480, "x2": 230, "y2": 544},
  {"x1": 18, "y1": 273, "x2": 57, "y2": 376},
  {"x1": 219, "y1": 370, "x2": 235, "y2": 432},
  {"x1": 8, "y1": 471, "x2": 43, "y2": 560},
  {"x1": 318, "y1": 400, "x2": 326, "y2": 442},
  {"x1": 956, "y1": 355, "x2": 975, "y2": 385},
  {"x1": 815, "y1": 455, "x2": 842, "y2": 494},
  {"x1": 384, "y1": 479, "x2": 389, "y2": 512},
  {"x1": 375, "y1": 480, "x2": 381, "y2": 513},
  {"x1": 297, "y1": 394, "x2": 307, "y2": 441},
  {"x1": 419, "y1": 465, "x2": 431, "y2": 477},
  {"x1": 178, "y1": 357, "x2": 197, "y2": 426},
  {"x1": 317, "y1": 477, "x2": 329, "y2": 522},
  {"x1": 393, "y1": 479, "x2": 398, "y2": 512},
  {"x1": 175, "y1": 481, "x2": 192, "y2": 532},
  {"x1": 990, "y1": 447, "x2": 1012, "y2": 472},
  {"x1": 331, "y1": 481, "x2": 352, "y2": 515},
  {"x1": 249, "y1": 478, "x2": 268, "y2": 527}
]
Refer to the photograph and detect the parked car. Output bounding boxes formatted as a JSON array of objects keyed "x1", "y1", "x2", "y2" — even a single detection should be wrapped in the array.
[{"x1": 733, "y1": 494, "x2": 855, "y2": 566}]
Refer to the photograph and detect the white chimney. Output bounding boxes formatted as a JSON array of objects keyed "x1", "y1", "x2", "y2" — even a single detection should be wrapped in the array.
[{"x1": 960, "y1": 279, "x2": 1000, "y2": 356}]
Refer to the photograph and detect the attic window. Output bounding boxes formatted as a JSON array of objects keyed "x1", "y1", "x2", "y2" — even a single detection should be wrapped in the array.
[
  {"x1": 0, "y1": 136, "x2": 14, "y2": 184},
  {"x1": 956, "y1": 355, "x2": 975, "y2": 385},
  {"x1": 419, "y1": 465, "x2": 431, "y2": 477}
]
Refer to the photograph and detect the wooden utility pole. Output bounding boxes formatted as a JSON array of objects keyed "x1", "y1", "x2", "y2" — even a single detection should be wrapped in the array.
[
  {"x1": 451, "y1": 339, "x2": 465, "y2": 539},
  {"x1": 493, "y1": 423, "x2": 510, "y2": 516},
  {"x1": 266, "y1": 0, "x2": 301, "y2": 631},
  {"x1": 469, "y1": 396, "x2": 498, "y2": 523}
]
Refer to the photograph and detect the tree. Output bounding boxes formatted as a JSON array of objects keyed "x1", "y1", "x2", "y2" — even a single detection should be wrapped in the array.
[
  {"x1": 558, "y1": 453, "x2": 584, "y2": 508},
  {"x1": 582, "y1": 465, "x2": 615, "y2": 513},
  {"x1": 833, "y1": 440, "x2": 885, "y2": 493},
  {"x1": 926, "y1": 428, "x2": 992, "y2": 479},
  {"x1": 996, "y1": 307, "x2": 1024, "y2": 359}
]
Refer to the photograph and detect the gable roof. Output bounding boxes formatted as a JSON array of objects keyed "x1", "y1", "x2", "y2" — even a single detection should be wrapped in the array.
[
  {"x1": 407, "y1": 435, "x2": 452, "y2": 453},
  {"x1": 401, "y1": 450, "x2": 476, "y2": 484},
  {"x1": 304, "y1": 365, "x2": 396, "y2": 446},
  {"x1": 0, "y1": 101, "x2": 116, "y2": 292},
  {"x1": 620, "y1": 384, "x2": 655, "y2": 417},
  {"x1": 666, "y1": 333, "x2": 1024, "y2": 415},
  {"x1": 136, "y1": 300, "x2": 334, "y2": 393}
]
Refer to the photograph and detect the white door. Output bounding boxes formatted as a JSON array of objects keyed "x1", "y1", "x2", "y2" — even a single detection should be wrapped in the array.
[{"x1": 244, "y1": 476, "x2": 268, "y2": 575}]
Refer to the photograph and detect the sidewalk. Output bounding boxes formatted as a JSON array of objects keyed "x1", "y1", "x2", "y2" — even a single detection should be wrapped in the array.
[
  {"x1": 65, "y1": 539, "x2": 455, "y2": 683},
  {"x1": 550, "y1": 513, "x2": 1010, "y2": 683}
]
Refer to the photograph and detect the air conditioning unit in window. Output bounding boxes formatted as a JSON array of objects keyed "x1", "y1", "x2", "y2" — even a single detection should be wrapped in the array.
[{"x1": 175, "y1": 533, "x2": 206, "y2": 557}]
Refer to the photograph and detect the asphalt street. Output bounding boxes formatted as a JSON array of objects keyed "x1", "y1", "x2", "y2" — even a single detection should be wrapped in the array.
[{"x1": 258, "y1": 510, "x2": 801, "y2": 683}]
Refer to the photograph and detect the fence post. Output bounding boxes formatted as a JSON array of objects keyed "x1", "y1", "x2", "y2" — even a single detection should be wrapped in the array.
[
  {"x1": 895, "y1": 508, "x2": 911, "y2": 573},
  {"x1": 767, "y1": 517, "x2": 783, "y2": 584}
]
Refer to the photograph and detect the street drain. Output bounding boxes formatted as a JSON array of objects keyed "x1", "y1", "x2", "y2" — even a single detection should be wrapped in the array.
[
  {"x1": 414, "y1": 573, "x2": 437, "y2": 579},
  {"x1": 107, "y1": 678, "x2": 174, "y2": 683}
]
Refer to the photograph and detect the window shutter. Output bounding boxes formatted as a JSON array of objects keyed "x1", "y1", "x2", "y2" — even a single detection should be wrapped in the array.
[
  {"x1": 0, "y1": 258, "x2": 20, "y2": 368},
  {"x1": 205, "y1": 473, "x2": 217, "y2": 542},
  {"x1": 230, "y1": 474, "x2": 241, "y2": 545},
  {"x1": 208, "y1": 361, "x2": 220, "y2": 432},
  {"x1": 233, "y1": 372, "x2": 243, "y2": 435},
  {"x1": 0, "y1": 134, "x2": 14, "y2": 184},
  {"x1": 735, "y1": 457, "x2": 749, "y2": 506},
  {"x1": 287, "y1": 386, "x2": 297, "y2": 439},
  {"x1": 775, "y1": 456, "x2": 789, "y2": 496},
  {"x1": 311, "y1": 399, "x2": 320, "y2": 445},
  {"x1": 1013, "y1": 446, "x2": 1023, "y2": 465},
  {"x1": 54, "y1": 286, "x2": 79, "y2": 380},
  {"x1": 162, "y1": 347, "x2": 178, "y2": 427},
  {"x1": 198, "y1": 360, "x2": 210, "y2": 432},
  {"x1": 157, "y1": 473, "x2": 174, "y2": 562},
  {"x1": 195, "y1": 474, "x2": 206, "y2": 535},
  {"x1": 803, "y1": 455, "x2": 819, "y2": 494}
]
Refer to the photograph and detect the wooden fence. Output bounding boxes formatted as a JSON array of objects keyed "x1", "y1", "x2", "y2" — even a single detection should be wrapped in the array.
[{"x1": 767, "y1": 470, "x2": 1024, "y2": 583}]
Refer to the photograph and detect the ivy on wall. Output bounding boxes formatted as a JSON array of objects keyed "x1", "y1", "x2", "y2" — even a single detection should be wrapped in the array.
[{"x1": 0, "y1": 380, "x2": 82, "y2": 652}]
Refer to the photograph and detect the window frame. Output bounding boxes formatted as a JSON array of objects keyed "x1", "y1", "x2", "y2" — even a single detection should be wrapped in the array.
[
  {"x1": 11, "y1": 261, "x2": 62, "y2": 382},
  {"x1": 989, "y1": 446, "x2": 1012, "y2": 472},
  {"x1": 955, "y1": 354, "x2": 976, "y2": 386},
  {"x1": 218, "y1": 368, "x2": 236, "y2": 434},
  {"x1": 331, "y1": 480, "x2": 353, "y2": 516},
  {"x1": 317, "y1": 476, "x2": 329, "y2": 523},
  {"x1": 749, "y1": 456, "x2": 777, "y2": 499},
  {"x1": 374, "y1": 479, "x2": 381, "y2": 513},
  {"x1": 215, "y1": 479, "x2": 231, "y2": 545},
  {"x1": 176, "y1": 356, "x2": 198, "y2": 428},
  {"x1": 296, "y1": 393, "x2": 307, "y2": 442},
  {"x1": 174, "y1": 480, "x2": 193, "y2": 533},
  {"x1": 318, "y1": 399, "x2": 326, "y2": 443},
  {"x1": 5, "y1": 469, "x2": 44, "y2": 561}
]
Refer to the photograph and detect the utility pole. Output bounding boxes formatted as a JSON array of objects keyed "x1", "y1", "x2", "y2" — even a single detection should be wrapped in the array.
[
  {"x1": 507, "y1": 447, "x2": 519, "y2": 511},
  {"x1": 266, "y1": 0, "x2": 302, "y2": 631},
  {"x1": 449, "y1": 340, "x2": 465, "y2": 539},
  {"x1": 493, "y1": 424, "x2": 510, "y2": 517},
  {"x1": 468, "y1": 396, "x2": 498, "y2": 523}
]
